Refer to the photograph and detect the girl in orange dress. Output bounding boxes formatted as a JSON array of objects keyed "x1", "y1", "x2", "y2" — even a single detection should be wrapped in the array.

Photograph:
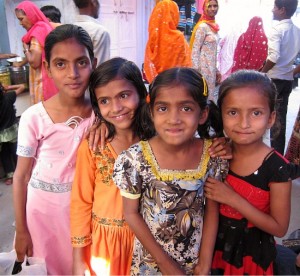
[{"x1": 70, "y1": 57, "x2": 155, "y2": 275}]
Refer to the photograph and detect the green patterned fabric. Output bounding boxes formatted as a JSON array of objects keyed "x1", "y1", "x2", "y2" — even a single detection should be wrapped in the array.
[{"x1": 0, "y1": 122, "x2": 18, "y2": 145}]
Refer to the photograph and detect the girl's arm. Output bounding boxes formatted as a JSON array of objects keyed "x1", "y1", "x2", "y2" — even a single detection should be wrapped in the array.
[
  {"x1": 4, "y1": 84, "x2": 26, "y2": 95},
  {"x1": 205, "y1": 177, "x2": 291, "y2": 237},
  {"x1": 123, "y1": 197, "x2": 186, "y2": 275},
  {"x1": 72, "y1": 246, "x2": 93, "y2": 275},
  {"x1": 13, "y1": 156, "x2": 34, "y2": 262},
  {"x1": 71, "y1": 140, "x2": 96, "y2": 274},
  {"x1": 194, "y1": 198, "x2": 219, "y2": 275}
]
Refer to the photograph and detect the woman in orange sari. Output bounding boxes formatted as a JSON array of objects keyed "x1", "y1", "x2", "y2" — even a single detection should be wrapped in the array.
[{"x1": 144, "y1": 0, "x2": 191, "y2": 84}]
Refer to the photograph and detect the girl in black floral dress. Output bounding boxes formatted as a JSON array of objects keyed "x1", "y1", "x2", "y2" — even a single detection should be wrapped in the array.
[{"x1": 113, "y1": 67, "x2": 228, "y2": 275}]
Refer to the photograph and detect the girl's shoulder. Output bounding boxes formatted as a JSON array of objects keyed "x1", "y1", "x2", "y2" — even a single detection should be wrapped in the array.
[
  {"x1": 260, "y1": 150, "x2": 291, "y2": 184},
  {"x1": 21, "y1": 102, "x2": 45, "y2": 119},
  {"x1": 20, "y1": 102, "x2": 53, "y2": 127},
  {"x1": 116, "y1": 141, "x2": 143, "y2": 160}
]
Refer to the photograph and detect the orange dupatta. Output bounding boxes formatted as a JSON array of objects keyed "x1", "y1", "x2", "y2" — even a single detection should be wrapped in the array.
[{"x1": 144, "y1": 0, "x2": 192, "y2": 83}]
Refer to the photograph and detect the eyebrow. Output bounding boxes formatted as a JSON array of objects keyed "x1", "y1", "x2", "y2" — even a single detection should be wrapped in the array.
[
  {"x1": 97, "y1": 89, "x2": 133, "y2": 101},
  {"x1": 51, "y1": 56, "x2": 90, "y2": 62},
  {"x1": 154, "y1": 100, "x2": 197, "y2": 105}
]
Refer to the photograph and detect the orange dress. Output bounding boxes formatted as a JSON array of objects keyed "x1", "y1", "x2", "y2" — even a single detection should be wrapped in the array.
[{"x1": 71, "y1": 139, "x2": 134, "y2": 275}]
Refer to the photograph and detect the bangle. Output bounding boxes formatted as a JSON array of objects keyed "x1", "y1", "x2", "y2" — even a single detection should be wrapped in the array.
[{"x1": 23, "y1": 48, "x2": 29, "y2": 54}]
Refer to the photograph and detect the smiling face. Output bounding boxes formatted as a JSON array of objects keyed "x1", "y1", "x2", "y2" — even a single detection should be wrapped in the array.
[
  {"x1": 221, "y1": 87, "x2": 275, "y2": 146},
  {"x1": 45, "y1": 37, "x2": 94, "y2": 99},
  {"x1": 151, "y1": 85, "x2": 208, "y2": 147},
  {"x1": 204, "y1": 0, "x2": 219, "y2": 17},
  {"x1": 95, "y1": 78, "x2": 140, "y2": 132},
  {"x1": 15, "y1": 10, "x2": 33, "y2": 31}
]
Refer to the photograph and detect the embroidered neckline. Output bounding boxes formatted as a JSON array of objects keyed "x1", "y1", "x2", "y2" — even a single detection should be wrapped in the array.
[
  {"x1": 140, "y1": 140, "x2": 211, "y2": 181},
  {"x1": 65, "y1": 116, "x2": 84, "y2": 128}
]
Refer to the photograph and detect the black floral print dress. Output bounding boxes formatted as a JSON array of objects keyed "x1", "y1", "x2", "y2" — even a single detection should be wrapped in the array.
[{"x1": 113, "y1": 140, "x2": 228, "y2": 275}]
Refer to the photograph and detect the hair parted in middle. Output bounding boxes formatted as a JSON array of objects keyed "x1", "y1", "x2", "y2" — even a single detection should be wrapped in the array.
[
  {"x1": 44, "y1": 24, "x2": 94, "y2": 63},
  {"x1": 148, "y1": 67, "x2": 223, "y2": 139}
]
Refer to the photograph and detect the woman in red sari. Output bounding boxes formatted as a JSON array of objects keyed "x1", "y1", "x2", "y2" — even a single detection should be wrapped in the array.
[
  {"x1": 15, "y1": 1, "x2": 58, "y2": 104},
  {"x1": 231, "y1": 16, "x2": 268, "y2": 73}
]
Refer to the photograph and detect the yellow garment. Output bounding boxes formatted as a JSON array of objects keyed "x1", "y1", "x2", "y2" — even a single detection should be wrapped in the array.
[
  {"x1": 144, "y1": 0, "x2": 191, "y2": 83},
  {"x1": 71, "y1": 139, "x2": 134, "y2": 275}
]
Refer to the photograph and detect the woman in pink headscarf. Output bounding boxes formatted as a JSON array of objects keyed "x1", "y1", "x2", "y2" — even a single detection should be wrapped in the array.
[
  {"x1": 231, "y1": 16, "x2": 268, "y2": 73},
  {"x1": 15, "y1": 1, "x2": 58, "y2": 104}
]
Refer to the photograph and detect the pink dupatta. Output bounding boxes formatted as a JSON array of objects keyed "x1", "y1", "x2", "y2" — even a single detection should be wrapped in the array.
[{"x1": 16, "y1": 1, "x2": 58, "y2": 101}]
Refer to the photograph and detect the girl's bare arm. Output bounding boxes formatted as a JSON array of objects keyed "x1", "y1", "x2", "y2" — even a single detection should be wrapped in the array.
[
  {"x1": 194, "y1": 198, "x2": 219, "y2": 275},
  {"x1": 13, "y1": 156, "x2": 34, "y2": 261},
  {"x1": 205, "y1": 177, "x2": 291, "y2": 237}
]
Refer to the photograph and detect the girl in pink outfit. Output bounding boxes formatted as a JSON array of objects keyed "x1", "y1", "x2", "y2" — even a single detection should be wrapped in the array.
[{"x1": 13, "y1": 24, "x2": 96, "y2": 275}]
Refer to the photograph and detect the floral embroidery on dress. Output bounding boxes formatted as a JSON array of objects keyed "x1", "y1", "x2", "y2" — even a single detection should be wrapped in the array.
[
  {"x1": 71, "y1": 234, "x2": 91, "y2": 246},
  {"x1": 17, "y1": 145, "x2": 34, "y2": 157},
  {"x1": 92, "y1": 212, "x2": 128, "y2": 227},
  {"x1": 141, "y1": 140, "x2": 211, "y2": 181},
  {"x1": 94, "y1": 145, "x2": 115, "y2": 186},
  {"x1": 30, "y1": 178, "x2": 72, "y2": 193}
]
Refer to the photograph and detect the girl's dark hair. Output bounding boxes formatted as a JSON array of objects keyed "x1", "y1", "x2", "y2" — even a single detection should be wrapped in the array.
[
  {"x1": 45, "y1": 24, "x2": 94, "y2": 63},
  {"x1": 218, "y1": 69, "x2": 280, "y2": 137},
  {"x1": 275, "y1": 0, "x2": 298, "y2": 17},
  {"x1": 148, "y1": 67, "x2": 223, "y2": 138},
  {"x1": 89, "y1": 57, "x2": 155, "y2": 140}
]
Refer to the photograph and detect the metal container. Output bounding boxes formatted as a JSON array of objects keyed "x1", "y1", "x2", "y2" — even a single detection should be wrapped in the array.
[
  {"x1": 9, "y1": 66, "x2": 29, "y2": 87},
  {"x1": 0, "y1": 66, "x2": 11, "y2": 86}
]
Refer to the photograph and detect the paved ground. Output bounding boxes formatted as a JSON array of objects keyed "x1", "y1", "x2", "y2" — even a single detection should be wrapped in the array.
[{"x1": 0, "y1": 87, "x2": 300, "y2": 252}]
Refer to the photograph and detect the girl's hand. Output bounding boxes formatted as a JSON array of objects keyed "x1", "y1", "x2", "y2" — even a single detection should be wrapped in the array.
[
  {"x1": 72, "y1": 246, "x2": 93, "y2": 275},
  {"x1": 86, "y1": 119, "x2": 108, "y2": 151},
  {"x1": 72, "y1": 260, "x2": 86, "y2": 275},
  {"x1": 159, "y1": 259, "x2": 186, "y2": 275},
  {"x1": 14, "y1": 229, "x2": 33, "y2": 262},
  {"x1": 204, "y1": 176, "x2": 236, "y2": 205},
  {"x1": 208, "y1": 137, "x2": 232, "y2": 159},
  {"x1": 193, "y1": 263, "x2": 210, "y2": 275}
]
